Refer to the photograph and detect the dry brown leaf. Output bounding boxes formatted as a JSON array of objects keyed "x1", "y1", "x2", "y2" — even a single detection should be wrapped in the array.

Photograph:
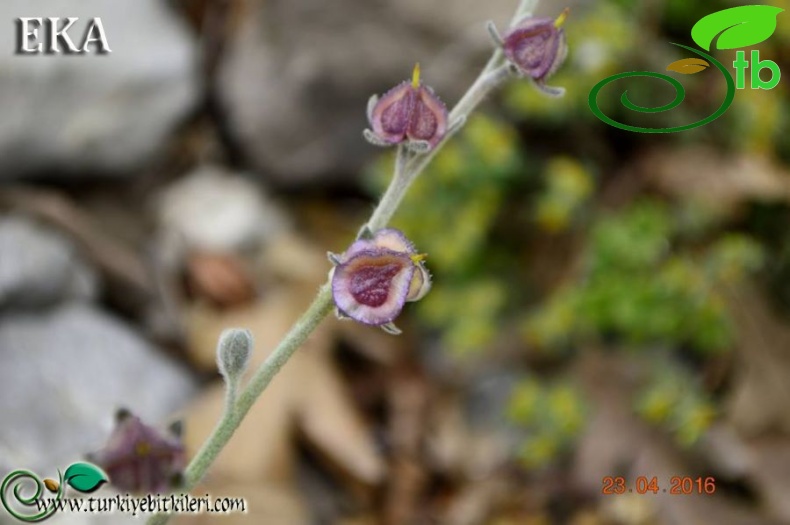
[
  {"x1": 573, "y1": 351, "x2": 781, "y2": 525},
  {"x1": 295, "y1": 350, "x2": 386, "y2": 485},
  {"x1": 258, "y1": 233, "x2": 330, "y2": 285},
  {"x1": 182, "y1": 290, "x2": 385, "y2": 490},
  {"x1": 725, "y1": 285, "x2": 790, "y2": 436},
  {"x1": 443, "y1": 477, "x2": 509, "y2": 525},
  {"x1": 636, "y1": 147, "x2": 790, "y2": 211},
  {"x1": 704, "y1": 426, "x2": 790, "y2": 523},
  {"x1": 186, "y1": 252, "x2": 258, "y2": 308},
  {"x1": 729, "y1": 436, "x2": 790, "y2": 522},
  {"x1": 384, "y1": 371, "x2": 430, "y2": 525}
]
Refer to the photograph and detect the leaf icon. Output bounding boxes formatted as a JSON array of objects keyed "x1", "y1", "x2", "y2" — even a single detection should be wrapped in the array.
[
  {"x1": 63, "y1": 462, "x2": 108, "y2": 493},
  {"x1": 691, "y1": 6, "x2": 784, "y2": 51},
  {"x1": 43, "y1": 478, "x2": 60, "y2": 493},
  {"x1": 667, "y1": 58, "x2": 710, "y2": 74}
]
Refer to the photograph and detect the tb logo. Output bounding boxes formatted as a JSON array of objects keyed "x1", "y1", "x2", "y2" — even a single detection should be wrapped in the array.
[
  {"x1": 733, "y1": 50, "x2": 780, "y2": 90},
  {"x1": 589, "y1": 5, "x2": 784, "y2": 133},
  {"x1": 15, "y1": 17, "x2": 111, "y2": 55}
]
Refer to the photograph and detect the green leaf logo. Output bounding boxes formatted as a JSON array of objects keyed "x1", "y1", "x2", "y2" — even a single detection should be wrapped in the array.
[
  {"x1": 691, "y1": 5, "x2": 784, "y2": 51},
  {"x1": 63, "y1": 462, "x2": 108, "y2": 493}
]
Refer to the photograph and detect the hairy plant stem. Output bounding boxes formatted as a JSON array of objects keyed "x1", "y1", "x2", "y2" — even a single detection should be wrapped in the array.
[
  {"x1": 148, "y1": 2, "x2": 537, "y2": 522},
  {"x1": 147, "y1": 285, "x2": 334, "y2": 525},
  {"x1": 366, "y1": 144, "x2": 412, "y2": 232},
  {"x1": 223, "y1": 378, "x2": 238, "y2": 415},
  {"x1": 367, "y1": 64, "x2": 512, "y2": 231}
]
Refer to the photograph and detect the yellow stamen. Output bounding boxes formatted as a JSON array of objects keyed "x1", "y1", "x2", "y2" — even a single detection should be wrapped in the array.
[
  {"x1": 412, "y1": 63, "x2": 421, "y2": 88},
  {"x1": 135, "y1": 442, "x2": 151, "y2": 457},
  {"x1": 554, "y1": 8, "x2": 570, "y2": 28},
  {"x1": 410, "y1": 253, "x2": 427, "y2": 264}
]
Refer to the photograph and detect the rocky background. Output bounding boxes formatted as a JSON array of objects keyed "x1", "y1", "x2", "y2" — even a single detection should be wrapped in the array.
[{"x1": 2, "y1": 0, "x2": 790, "y2": 524}]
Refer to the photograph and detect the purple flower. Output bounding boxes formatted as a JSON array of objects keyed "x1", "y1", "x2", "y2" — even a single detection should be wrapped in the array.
[
  {"x1": 501, "y1": 9, "x2": 569, "y2": 95},
  {"x1": 330, "y1": 229, "x2": 431, "y2": 333},
  {"x1": 365, "y1": 64, "x2": 448, "y2": 151},
  {"x1": 87, "y1": 409, "x2": 185, "y2": 494}
]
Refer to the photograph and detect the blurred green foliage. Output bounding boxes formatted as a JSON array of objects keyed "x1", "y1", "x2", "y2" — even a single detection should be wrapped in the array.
[
  {"x1": 507, "y1": 378, "x2": 586, "y2": 469},
  {"x1": 524, "y1": 201, "x2": 764, "y2": 353},
  {"x1": 534, "y1": 157, "x2": 593, "y2": 232},
  {"x1": 636, "y1": 356, "x2": 717, "y2": 446}
]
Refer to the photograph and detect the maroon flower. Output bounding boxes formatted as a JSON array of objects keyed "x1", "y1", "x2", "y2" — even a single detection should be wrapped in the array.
[
  {"x1": 500, "y1": 9, "x2": 569, "y2": 95},
  {"x1": 365, "y1": 64, "x2": 448, "y2": 151},
  {"x1": 87, "y1": 409, "x2": 185, "y2": 494},
  {"x1": 330, "y1": 229, "x2": 431, "y2": 333}
]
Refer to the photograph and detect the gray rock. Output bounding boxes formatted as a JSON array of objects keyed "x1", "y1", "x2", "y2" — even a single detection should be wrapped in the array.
[
  {"x1": 218, "y1": 0, "x2": 520, "y2": 185},
  {"x1": 0, "y1": 0, "x2": 198, "y2": 180},
  {"x1": 156, "y1": 165, "x2": 290, "y2": 259},
  {"x1": 0, "y1": 303, "x2": 196, "y2": 478},
  {"x1": 0, "y1": 216, "x2": 97, "y2": 309}
]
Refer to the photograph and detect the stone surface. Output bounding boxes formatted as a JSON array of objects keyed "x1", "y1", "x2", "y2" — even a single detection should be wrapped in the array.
[
  {"x1": 0, "y1": 303, "x2": 196, "y2": 478},
  {"x1": 0, "y1": 216, "x2": 97, "y2": 309},
  {"x1": 218, "y1": 0, "x2": 520, "y2": 185},
  {"x1": 0, "y1": 0, "x2": 198, "y2": 180},
  {"x1": 156, "y1": 165, "x2": 290, "y2": 259}
]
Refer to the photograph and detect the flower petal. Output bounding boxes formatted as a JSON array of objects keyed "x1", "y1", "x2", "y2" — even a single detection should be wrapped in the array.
[
  {"x1": 372, "y1": 228, "x2": 417, "y2": 254},
  {"x1": 407, "y1": 86, "x2": 448, "y2": 148},
  {"x1": 503, "y1": 18, "x2": 564, "y2": 80},
  {"x1": 332, "y1": 250, "x2": 415, "y2": 325},
  {"x1": 545, "y1": 30, "x2": 568, "y2": 79},
  {"x1": 406, "y1": 262, "x2": 432, "y2": 302},
  {"x1": 370, "y1": 82, "x2": 416, "y2": 144},
  {"x1": 341, "y1": 239, "x2": 377, "y2": 263}
]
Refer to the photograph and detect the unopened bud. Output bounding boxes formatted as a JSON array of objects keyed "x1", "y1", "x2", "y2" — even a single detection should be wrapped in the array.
[{"x1": 217, "y1": 328, "x2": 253, "y2": 381}]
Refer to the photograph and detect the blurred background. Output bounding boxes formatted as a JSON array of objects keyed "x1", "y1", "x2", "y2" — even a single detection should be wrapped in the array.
[{"x1": 1, "y1": 0, "x2": 790, "y2": 523}]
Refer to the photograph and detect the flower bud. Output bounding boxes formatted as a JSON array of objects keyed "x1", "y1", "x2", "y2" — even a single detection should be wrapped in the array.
[
  {"x1": 502, "y1": 9, "x2": 569, "y2": 95},
  {"x1": 217, "y1": 328, "x2": 253, "y2": 382},
  {"x1": 366, "y1": 64, "x2": 448, "y2": 150},
  {"x1": 330, "y1": 228, "x2": 431, "y2": 332}
]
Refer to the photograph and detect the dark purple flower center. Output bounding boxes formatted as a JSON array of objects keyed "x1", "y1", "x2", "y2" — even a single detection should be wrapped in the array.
[
  {"x1": 349, "y1": 263, "x2": 402, "y2": 307},
  {"x1": 380, "y1": 90, "x2": 415, "y2": 136}
]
